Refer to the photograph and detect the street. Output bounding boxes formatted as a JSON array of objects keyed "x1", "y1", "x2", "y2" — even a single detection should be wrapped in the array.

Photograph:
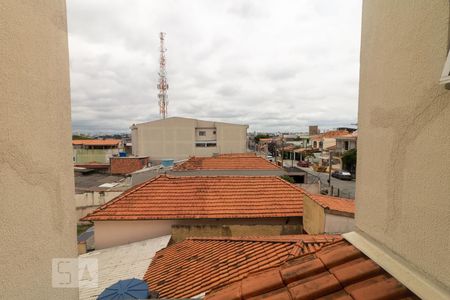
[{"x1": 283, "y1": 160, "x2": 355, "y2": 199}]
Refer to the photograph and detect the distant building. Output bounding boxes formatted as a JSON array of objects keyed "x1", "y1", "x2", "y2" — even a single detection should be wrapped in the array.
[
  {"x1": 130, "y1": 117, "x2": 248, "y2": 161},
  {"x1": 311, "y1": 130, "x2": 349, "y2": 150},
  {"x1": 82, "y1": 175, "x2": 305, "y2": 249},
  {"x1": 72, "y1": 139, "x2": 122, "y2": 164},
  {"x1": 129, "y1": 153, "x2": 304, "y2": 186},
  {"x1": 302, "y1": 193, "x2": 355, "y2": 234},
  {"x1": 309, "y1": 125, "x2": 320, "y2": 135},
  {"x1": 335, "y1": 131, "x2": 358, "y2": 154}
]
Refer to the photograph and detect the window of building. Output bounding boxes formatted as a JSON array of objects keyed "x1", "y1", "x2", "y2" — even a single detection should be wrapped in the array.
[
  {"x1": 206, "y1": 142, "x2": 217, "y2": 147},
  {"x1": 198, "y1": 131, "x2": 206, "y2": 136},
  {"x1": 344, "y1": 141, "x2": 349, "y2": 150},
  {"x1": 213, "y1": 130, "x2": 216, "y2": 135}
]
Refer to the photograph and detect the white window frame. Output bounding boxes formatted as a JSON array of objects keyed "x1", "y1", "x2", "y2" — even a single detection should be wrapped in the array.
[{"x1": 440, "y1": 49, "x2": 450, "y2": 84}]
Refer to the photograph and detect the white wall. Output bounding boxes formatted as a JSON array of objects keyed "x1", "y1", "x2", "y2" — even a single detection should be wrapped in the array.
[
  {"x1": 132, "y1": 117, "x2": 248, "y2": 160},
  {"x1": 324, "y1": 213, "x2": 355, "y2": 234},
  {"x1": 1, "y1": 0, "x2": 77, "y2": 298},
  {"x1": 358, "y1": 0, "x2": 450, "y2": 287}
]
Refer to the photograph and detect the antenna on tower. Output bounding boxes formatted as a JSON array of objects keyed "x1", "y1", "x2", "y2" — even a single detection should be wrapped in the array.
[{"x1": 158, "y1": 32, "x2": 168, "y2": 119}]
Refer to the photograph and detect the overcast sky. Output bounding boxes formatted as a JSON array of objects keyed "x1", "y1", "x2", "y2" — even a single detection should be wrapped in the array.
[{"x1": 67, "y1": 0, "x2": 362, "y2": 134}]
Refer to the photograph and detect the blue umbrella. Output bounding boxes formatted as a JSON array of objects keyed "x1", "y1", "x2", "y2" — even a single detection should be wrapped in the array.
[{"x1": 97, "y1": 278, "x2": 149, "y2": 300}]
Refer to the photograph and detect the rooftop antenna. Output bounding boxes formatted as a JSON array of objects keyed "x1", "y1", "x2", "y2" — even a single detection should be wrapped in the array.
[{"x1": 158, "y1": 32, "x2": 168, "y2": 119}]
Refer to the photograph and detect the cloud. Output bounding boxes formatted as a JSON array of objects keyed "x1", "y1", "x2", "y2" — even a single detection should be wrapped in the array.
[{"x1": 67, "y1": 0, "x2": 362, "y2": 133}]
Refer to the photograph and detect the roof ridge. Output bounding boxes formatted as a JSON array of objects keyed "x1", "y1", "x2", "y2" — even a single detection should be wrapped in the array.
[
  {"x1": 187, "y1": 235, "x2": 339, "y2": 243},
  {"x1": 274, "y1": 176, "x2": 307, "y2": 193}
]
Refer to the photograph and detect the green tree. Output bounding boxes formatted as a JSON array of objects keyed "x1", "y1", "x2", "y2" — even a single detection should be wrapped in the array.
[
  {"x1": 341, "y1": 149, "x2": 357, "y2": 174},
  {"x1": 254, "y1": 134, "x2": 271, "y2": 143},
  {"x1": 72, "y1": 134, "x2": 93, "y2": 140}
]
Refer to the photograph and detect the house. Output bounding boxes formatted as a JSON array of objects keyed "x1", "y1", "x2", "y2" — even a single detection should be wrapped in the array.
[
  {"x1": 130, "y1": 117, "x2": 248, "y2": 161},
  {"x1": 129, "y1": 154, "x2": 290, "y2": 185},
  {"x1": 335, "y1": 131, "x2": 358, "y2": 154},
  {"x1": 310, "y1": 130, "x2": 349, "y2": 151},
  {"x1": 144, "y1": 235, "x2": 341, "y2": 299},
  {"x1": 81, "y1": 175, "x2": 305, "y2": 249},
  {"x1": 72, "y1": 139, "x2": 122, "y2": 164},
  {"x1": 205, "y1": 239, "x2": 419, "y2": 300},
  {"x1": 79, "y1": 235, "x2": 171, "y2": 300},
  {"x1": 302, "y1": 193, "x2": 355, "y2": 234}
]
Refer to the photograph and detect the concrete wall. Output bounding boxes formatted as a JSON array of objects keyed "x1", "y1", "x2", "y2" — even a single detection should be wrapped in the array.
[
  {"x1": 171, "y1": 224, "x2": 303, "y2": 243},
  {"x1": 94, "y1": 217, "x2": 302, "y2": 249},
  {"x1": 302, "y1": 196, "x2": 325, "y2": 234},
  {"x1": 73, "y1": 148, "x2": 119, "y2": 164},
  {"x1": 76, "y1": 191, "x2": 123, "y2": 223},
  {"x1": 357, "y1": 0, "x2": 450, "y2": 287},
  {"x1": 324, "y1": 213, "x2": 355, "y2": 234},
  {"x1": 131, "y1": 117, "x2": 248, "y2": 160},
  {"x1": 0, "y1": 1, "x2": 77, "y2": 298}
]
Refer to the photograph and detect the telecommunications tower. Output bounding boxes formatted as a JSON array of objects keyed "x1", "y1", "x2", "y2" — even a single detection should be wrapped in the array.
[{"x1": 158, "y1": 32, "x2": 168, "y2": 119}]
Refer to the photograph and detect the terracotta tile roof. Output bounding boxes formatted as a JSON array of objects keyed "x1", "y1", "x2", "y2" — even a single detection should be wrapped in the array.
[
  {"x1": 307, "y1": 194, "x2": 355, "y2": 216},
  {"x1": 312, "y1": 131, "x2": 350, "y2": 141},
  {"x1": 144, "y1": 235, "x2": 341, "y2": 299},
  {"x1": 81, "y1": 175, "x2": 304, "y2": 221},
  {"x1": 205, "y1": 240, "x2": 419, "y2": 300},
  {"x1": 72, "y1": 139, "x2": 121, "y2": 146},
  {"x1": 216, "y1": 153, "x2": 257, "y2": 157},
  {"x1": 173, "y1": 155, "x2": 280, "y2": 171}
]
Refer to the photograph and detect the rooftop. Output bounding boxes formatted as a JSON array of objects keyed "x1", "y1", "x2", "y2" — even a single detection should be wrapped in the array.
[
  {"x1": 72, "y1": 139, "x2": 121, "y2": 146},
  {"x1": 205, "y1": 239, "x2": 418, "y2": 300},
  {"x1": 81, "y1": 175, "x2": 304, "y2": 221},
  {"x1": 311, "y1": 130, "x2": 350, "y2": 140},
  {"x1": 79, "y1": 235, "x2": 171, "y2": 300},
  {"x1": 307, "y1": 194, "x2": 355, "y2": 216},
  {"x1": 173, "y1": 155, "x2": 280, "y2": 171},
  {"x1": 144, "y1": 235, "x2": 341, "y2": 299},
  {"x1": 74, "y1": 172, "x2": 125, "y2": 193}
]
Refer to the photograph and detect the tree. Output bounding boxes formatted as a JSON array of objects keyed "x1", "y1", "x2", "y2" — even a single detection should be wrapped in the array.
[
  {"x1": 341, "y1": 149, "x2": 357, "y2": 174},
  {"x1": 72, "y1": 134, "x2": 92, "y2": 140},
  {"x1": 267, "y1": 141, "x2": 277, "y2": 156},
  {"x1": 254, "y1": 134, "x2": 271, "y2": 143}
]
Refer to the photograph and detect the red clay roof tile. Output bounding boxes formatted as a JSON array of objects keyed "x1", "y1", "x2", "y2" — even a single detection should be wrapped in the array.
[
  {"x1": 306, "y1": 194, "x2": 355, "y2": 216},
  {"x1": 81, "y1": 175, "x2": 305, "y2": 221},
  {"x1": 173, "y1": 155, "x2": 281, "y2": 171},
  {"x1": 205, "y1": 240, "x2": 418, "y2": 300},
  {"x1": 144, "y1": 235, "x2": 340, "y2": 299},
  {"x1": 72, "y1": 139, "x2": 121, "y2": 146}
]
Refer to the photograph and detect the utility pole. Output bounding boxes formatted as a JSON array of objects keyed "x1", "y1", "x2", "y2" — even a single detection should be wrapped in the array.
[
  {"x1": 281, "y1": 134, "x2": 284, "y2": 167},
  {"x1": 328, "y1": 150, "x2": 333, "y2": 194}
]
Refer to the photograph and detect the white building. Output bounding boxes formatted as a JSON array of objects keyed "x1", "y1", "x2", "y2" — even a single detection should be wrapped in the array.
[{"x1": 130, "y1": 117, "x2": 248, "y2": 161}]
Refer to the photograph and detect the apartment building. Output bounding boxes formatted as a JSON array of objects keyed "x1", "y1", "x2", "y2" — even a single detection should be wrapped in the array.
[{"x1": 130, "y1": 117, "x2": 248, "y2": 161}]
